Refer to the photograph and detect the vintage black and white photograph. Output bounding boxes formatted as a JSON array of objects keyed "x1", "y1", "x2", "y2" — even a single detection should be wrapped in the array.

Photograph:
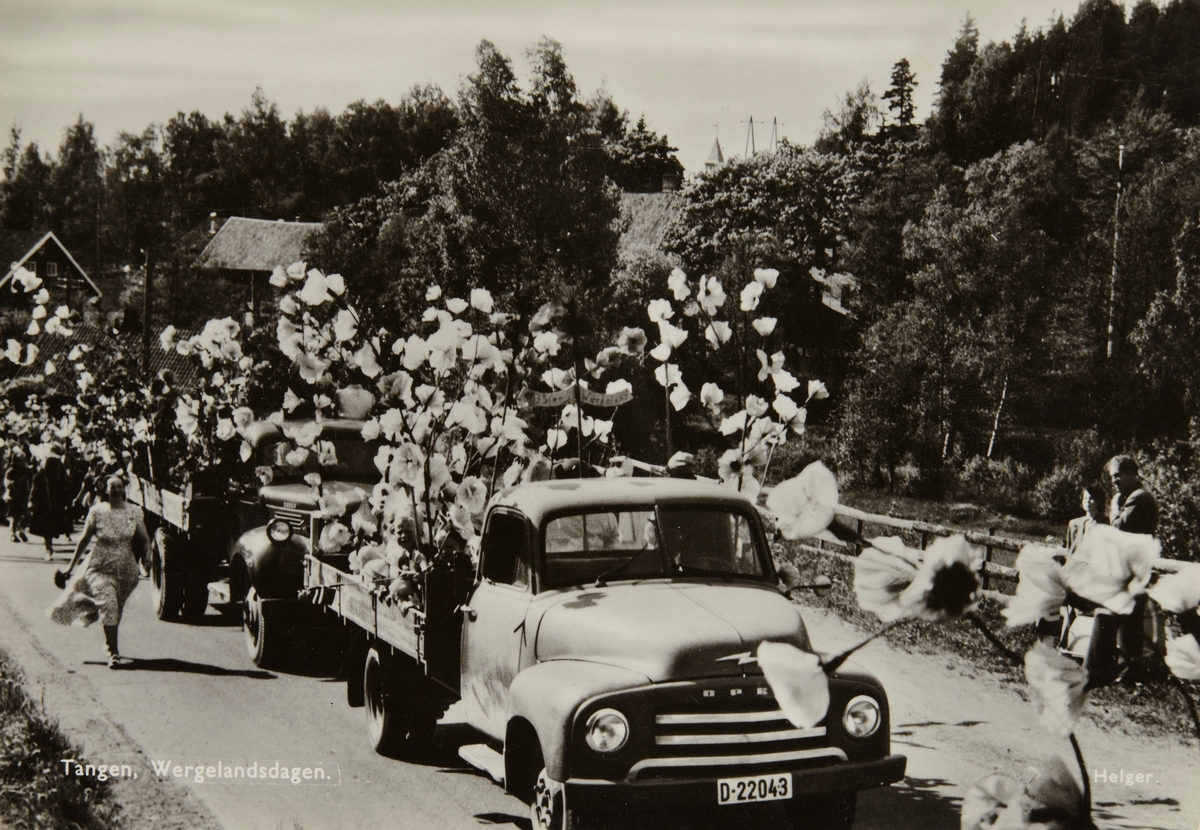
[{"x1": 1, "y1": 1, "x2": 1199, "y2": 828}]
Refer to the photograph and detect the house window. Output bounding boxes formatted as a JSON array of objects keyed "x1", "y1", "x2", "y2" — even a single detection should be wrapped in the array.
[
  {"x1": 26, "y1": 262, "x2": 36, "y2": 275},
  {"x1": 46, "y1": 263, "x2": 58, "y2": 277}
]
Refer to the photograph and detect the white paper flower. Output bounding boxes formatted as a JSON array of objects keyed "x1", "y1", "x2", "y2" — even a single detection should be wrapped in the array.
[
  {"x1": 469, "y1": 288, "x2": 494, "y2": 313},
  {"x1": 669, "y1": 383, "x2": 692, "y2": 411},
  {"x1": 756, "y1": 642, "x2": 829, "y2": 729},
  {"x1": 704, "y1": 320, "x2": 732, "y2": 348},
  {"x1": 333, "y1": 309, "x2": 358, "y2": 342},
  {"x1": 1062, "y1": 525, "x2": 1160, "y2": 615},
  {"x1": 647, "y1": 298, "x2": 674, "y2": 323},
  {"x1": 808, "y1": 380, "x2": 830, "y2": 401},
  {"x1": 752, "y1": 317, "x2": 777, "y2": 336},
  {"x1": 269, "y1": 265, "x2": 289, "y2": 288},
  {"x1": 298, "y1": 270, "x2": 332, "y2": 305},
  {"x1": 1164, "y1": 633, "x2": 1200, "y2": 680},
  {"x1": 767, "y1": 461, "x2": 838, "y2": 541},
  {"x1": 753, "y1": 268, "x2": 779, "y2": 288},
  {"x1": 700, "y1": 382, "x2": 724, "y2": 410},
  {"x1": 668, "y1": 268, "x2": 691, "y2": 300},
  {"x1": 1004, "y1": 545, "x2": 1070, "y2": 627},
  {"x1": 1147, "y1": 563, "x2": 1200, "y2": 614},
  {"x1": 740, "y1": 281, "x2": 764, "y2": 311},
  {"x1": 1024, "y1": 641, "x2": 1089, "y2": 737}
]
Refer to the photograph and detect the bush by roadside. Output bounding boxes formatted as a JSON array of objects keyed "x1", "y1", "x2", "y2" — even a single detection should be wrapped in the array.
[{"x1": 0, "y1": 649, "x2": 121, "y2": 830}]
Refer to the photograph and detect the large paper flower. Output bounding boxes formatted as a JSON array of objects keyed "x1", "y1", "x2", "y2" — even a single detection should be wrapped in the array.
[
  {"x1": 1062, "y1": 525, "x2": 1160, "y2": 615},
  {"x1": 960, "y1": 773, "x2": 1026, "y2": 830},
  {"x1": 756, "y1": 641, "x2": 830, "y2": 729},
  {"x1": 1024, "y1": 641, "x2": 1089, "y2": 737},
  {"x1": 1004, "y1": 545, "x2": 1070, "y2": 627},
  {"x1": 1164, "y1": 633, "x2": 1200, "y2": 680},
  {"x1": 901, "y1": 535, "x2": 983, "y2": 622},
  {"x1": 766, "y1": 461, "x2": 838, "y2": 540},
  {"x1": 1147, "y1": 563, "x2": 1200, "y2": 614}
]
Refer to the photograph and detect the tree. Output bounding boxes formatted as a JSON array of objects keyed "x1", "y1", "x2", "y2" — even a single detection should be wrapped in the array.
[
  {"x1": 928, "y1": 15, "x2": 980, "y2": 161},
  {"x1": 882, "y1": 58, "x2": 919, "y2": 128},
  {"x1": 308, "y1": 38, "x2": 623, "y2": 330},
  {"x1": 0, "y1": 129, "x2": 54, "y2": 232},
  {"x1": 815, "y1": 80, "x2": 881, "y2": 155},
  {"x1": 604, "y1": 115, "x2": 685, "y2": 192},
  {"x1": 49, "y1": 116, "x2": 104, "y2": 270}
]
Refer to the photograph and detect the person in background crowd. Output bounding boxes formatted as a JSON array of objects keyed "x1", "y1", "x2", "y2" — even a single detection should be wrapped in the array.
[
  {"x1": 28, "y1": 447, "x2": 72, "y2": 561},
  {"x1": 5, "y1": 443, "x2": 31, "y2": 543},
  {"x1": 47, "y1": 477, "x2": 149, "y2": 668},
  {"x1": 1039, "y1": 485, "x2": 1111, "y2": 644},
  {"x1": 1067, "y1": 484, "x2": 1108, "y2": 555},
  {"x1": 1107, "y1": 454, "x2": 1158, "y2": 535}
]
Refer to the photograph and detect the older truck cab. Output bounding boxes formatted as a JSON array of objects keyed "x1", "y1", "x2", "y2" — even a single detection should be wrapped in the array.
[{"x1": 452, "y1": 478, "x2": 905, "y2": 829}]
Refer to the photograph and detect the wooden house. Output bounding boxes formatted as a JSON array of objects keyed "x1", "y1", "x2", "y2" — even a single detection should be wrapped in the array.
[{"x1": 0, "y1": 230, "x2": 102, "y2": 311}]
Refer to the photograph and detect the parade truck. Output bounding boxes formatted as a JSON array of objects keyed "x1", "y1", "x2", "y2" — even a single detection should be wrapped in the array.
[
  {"x1": 125, "y1": 419, "x2": 376, "y2": 665},
  {"x1": 297, "y1": 477, "x2": 905, "y2": 830}
]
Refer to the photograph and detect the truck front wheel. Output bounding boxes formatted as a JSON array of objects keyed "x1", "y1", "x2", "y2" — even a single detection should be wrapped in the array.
[
  {"x1": 785, "y1": 792, "x2": 857, "y2": 830},
  {"x1": 151, "y1": 529, "x2": 185, "y2": 621},
  {"x1": 530, "y1": 766, "x2": 581, "y2": 830},
  {"x1": 363, "y1": 646, "x2": 439, "y2": 757},
  {"x1": 243, "y1": 587, "x2": 289, "y2": 669}
]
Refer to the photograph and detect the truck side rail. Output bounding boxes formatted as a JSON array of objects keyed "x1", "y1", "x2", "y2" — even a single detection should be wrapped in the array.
[{"x1": 305, "y1": 555, "x2": 423, "y2": 662}]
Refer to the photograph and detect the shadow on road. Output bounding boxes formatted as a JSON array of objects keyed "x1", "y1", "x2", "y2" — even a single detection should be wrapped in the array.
[
  {"x1": 858, "y1": 776, "x2": 962, "y2": 829},
  {"x1": 103, "y1": 657, "x2": 276, "y2": 679}
]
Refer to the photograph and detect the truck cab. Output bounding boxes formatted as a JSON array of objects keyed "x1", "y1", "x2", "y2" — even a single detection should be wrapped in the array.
[
  {"x1": 457, "y1": 478, "x2": 905, "y2": 829},
  {"x1": 229, "y1": 419, "x2": 376, "y2": 668}
]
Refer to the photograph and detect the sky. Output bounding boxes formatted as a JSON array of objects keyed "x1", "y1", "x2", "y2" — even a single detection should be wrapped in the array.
[{"x1": 0, "y1": 0, "x2": 1073, "y2": 174}]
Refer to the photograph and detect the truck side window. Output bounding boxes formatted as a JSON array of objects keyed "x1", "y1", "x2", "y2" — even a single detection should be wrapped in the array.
[{"x1": 481, "y1": 511, "x2": 530, "y2": 588}]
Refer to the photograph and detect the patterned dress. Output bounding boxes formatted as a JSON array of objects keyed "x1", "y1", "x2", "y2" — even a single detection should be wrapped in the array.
[{"x1": 47, "y1": 503, "x2": 146, "y2": 627}]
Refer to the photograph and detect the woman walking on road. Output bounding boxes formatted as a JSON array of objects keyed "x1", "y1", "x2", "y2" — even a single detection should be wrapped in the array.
[
  {"x1": 28, "y1": 448, "x2": 72, "y2": 561},
  {"x1": 46, "y1": 477, "x2": 149, "y2": 668},
  {"x1": 4, "y1": 444, "x2": 31, "y2": 543}
]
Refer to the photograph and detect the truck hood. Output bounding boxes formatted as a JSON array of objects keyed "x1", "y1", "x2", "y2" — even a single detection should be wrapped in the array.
[
  {"x1": 258, "y1": 481, "x2": 369, "y2": 511},
  {"x1": 533, "y1": 582, "x2": 811, "y2": 682}
]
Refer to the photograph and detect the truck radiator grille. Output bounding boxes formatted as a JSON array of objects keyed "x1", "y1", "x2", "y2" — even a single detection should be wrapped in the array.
[
  {"x1": 637, "y1": 707, "x2": 843, "y2": 781},
  {"x1": 270, "y1": 508, "x2": 311, "y2": 538}
]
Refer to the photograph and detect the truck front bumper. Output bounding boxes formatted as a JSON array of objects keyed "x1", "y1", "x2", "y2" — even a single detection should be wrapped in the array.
[{"x1": 564, "y1": 753, "x2": 906, "y2": 811}]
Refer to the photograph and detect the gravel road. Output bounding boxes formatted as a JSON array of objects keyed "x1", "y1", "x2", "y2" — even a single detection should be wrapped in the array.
[{"x1": 1, "y1": 533, "x2": 1196, "y2": 830}]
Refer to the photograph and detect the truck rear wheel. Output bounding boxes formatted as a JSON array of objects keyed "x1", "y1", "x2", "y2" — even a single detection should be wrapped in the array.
[
  {"x1": 243, "y1": 587, "x2": 289, "y2": 669},
  {"x1": 785, "y1": 792, "x2": 856, "y2": 830},
  {"x1": 363, "y1": 646, "x2": 439, "y2": 757},
  {"x1": 151, "y1": 529, "x2": 185, "y2": 621}
]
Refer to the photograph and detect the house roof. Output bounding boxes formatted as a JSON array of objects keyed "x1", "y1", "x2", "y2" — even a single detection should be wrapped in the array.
[
  {"x1": 193, "y1": 217, "x2": 323, "y2": 273},
  {"x1": 0, "y1": 322, "x2": 199, "y2": 390},
  {"x1": 0, "y1": 230, "x2": 102, "y2": 298}
]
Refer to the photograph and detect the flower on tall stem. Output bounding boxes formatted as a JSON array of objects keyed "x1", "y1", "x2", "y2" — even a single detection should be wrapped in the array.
[
  {"x1": 756, "y1": 641, "x2": 830, "y2": 729},
  {"x1": 1061, "y1": 525, "x2": 1159, "y2": 615},
  {"x1": 854, "y1": 535, "x2": 982, "y2": 623},
  {"x1": 765, "y1": 461, "x2": 838, "y2": 540},
  {"x1": 1004, "y1": 545, "x2": 1070, "y2": 627},
  {"x1": 1024, "y1": 641, "x2": 1089, "y2": 738}
]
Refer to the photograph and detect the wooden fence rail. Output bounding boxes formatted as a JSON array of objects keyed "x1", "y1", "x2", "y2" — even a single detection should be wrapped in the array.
[{"x1": 783, "y1": 505, "x2": 1186, "y2": 599}]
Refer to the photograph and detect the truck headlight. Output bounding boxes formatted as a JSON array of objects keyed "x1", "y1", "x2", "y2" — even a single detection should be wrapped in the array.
[
  {"x1": 267, "y1": 519, "x2": 292, "y2": 544},
  {"x1": 842, "y1": 695, "x2": 881, "y2": 738},
  {"x1": 585, "y1": 709, "x2": 629, "y2": 753}
]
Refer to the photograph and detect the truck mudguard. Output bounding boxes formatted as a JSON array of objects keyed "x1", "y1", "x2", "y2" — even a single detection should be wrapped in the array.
[
  {"x1": 507, "y1": 659, "x2": 651, "y2": 781},
  {"x1": 233, "y1": 526, "x2": 310, "y2": 599}
]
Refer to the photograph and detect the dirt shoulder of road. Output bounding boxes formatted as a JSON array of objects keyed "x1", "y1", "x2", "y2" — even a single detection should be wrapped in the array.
[{"x1": 0, "y1": 592, "x2": 223, "y2": 830}]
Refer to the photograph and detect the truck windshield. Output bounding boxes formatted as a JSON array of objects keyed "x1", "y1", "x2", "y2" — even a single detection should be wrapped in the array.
[
  {"x1": 261, "y1": 437, "x2": 379, "y2": 483},
  {"x1": 541, "y1": 507, "x2": 767, "y2": 588}
]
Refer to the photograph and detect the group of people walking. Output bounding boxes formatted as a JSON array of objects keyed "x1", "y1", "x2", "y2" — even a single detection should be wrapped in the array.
[{"x1": 3, "y1": 442, "x2": 110, "y2": 560}]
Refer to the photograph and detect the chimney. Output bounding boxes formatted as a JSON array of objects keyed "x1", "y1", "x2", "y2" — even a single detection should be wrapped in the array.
[{"x1": 209, "y1": 212, "x2": 219, "y2": 235}]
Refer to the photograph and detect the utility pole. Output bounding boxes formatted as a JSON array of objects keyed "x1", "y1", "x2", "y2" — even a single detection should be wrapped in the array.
[
  {"x1": 744, "y1": 116, "x2": 756, "y2": 158},
  {"x1": 141, "y1": 248, "x2": 151, "y2": 380},
  {"x1": 1106, "y1": 144, "x2": 1124, "y2": 360}
]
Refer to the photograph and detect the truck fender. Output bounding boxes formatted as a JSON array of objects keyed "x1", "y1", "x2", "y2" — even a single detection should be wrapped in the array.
[
  {"x1": 507, "y1": 659, "x2": 650, "y2": 782},
  {"x1": 233, "y1": 526, "x2": 309, "y2": 599}
]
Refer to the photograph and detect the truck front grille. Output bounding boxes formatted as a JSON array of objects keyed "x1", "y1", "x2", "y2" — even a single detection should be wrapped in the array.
[{"x1": 635, "y1": 705, "x2": 844, "y2": 781}]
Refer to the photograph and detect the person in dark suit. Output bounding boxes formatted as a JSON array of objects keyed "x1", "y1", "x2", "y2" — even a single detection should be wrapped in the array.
[
  {"x1": 1106, "y1": 455, "x2": 1157, "y2": 536},
  {"x1": 1066, "y1": 484, "x2": 1108, "y2": 555}
]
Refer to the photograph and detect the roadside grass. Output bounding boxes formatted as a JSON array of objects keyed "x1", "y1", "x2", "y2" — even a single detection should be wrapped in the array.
[
  {"x1": 0, "y1": 648, "x2": 121, "y2": 830},
  {"x1": 777, "y1": 539, "x2": 1200, "y2": 745}
]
